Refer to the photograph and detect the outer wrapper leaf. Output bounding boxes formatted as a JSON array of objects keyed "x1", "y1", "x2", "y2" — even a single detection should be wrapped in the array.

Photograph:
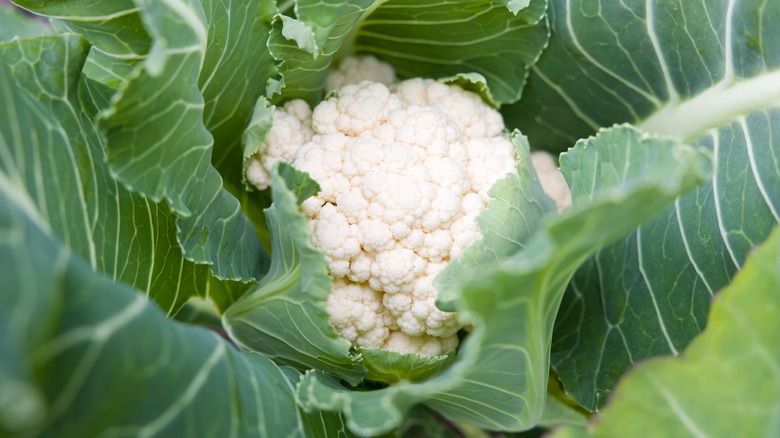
[
  {"x1": 198, "y1": 0, "x2": 280, "y2": 248},
  {"x1": 94, "y1": 0, "x2": 270, "y2": 282},
  {"x1": 296, "y1": 125, "x2": 712, "y2": 436},
  {"x1": 0, "y1": 32, "x2": 359, "y2": 436},
  {"x1": 0, "y1": 5, "x2": 49, "y2": 42},
  {"x1": 352, "y1": 0, "x2": 549, "y2": 105},
  {"x1": 539, "y1": 396, "x2": 588, "y2": 430},
  {"x1": 14, "y1": 0, "x2": 151, "y2": 58},
  {"x1": 222, "y1": 164, "x2": 366, "y2": 386},
  {"x1": 359, "y1": 348, "x2": 456, "y2": 385},
  {"x1": 500, "y1": 0, "x2": 780, "y2": 410},
  {"x1": 269, "y1": 0, "x2": 549, "y2": 106},
  {"x1": 31, "y1": 0, "x2": 280, "y2": 256},
  {"x1": 0, "y1": 172, "x2": 305, "y2": 437},
  {"x1": 585, "y1": 227, "x2": 780, "y2": 437},
  {"x1": 280, "y1": 367, "x2": 363, "y2": 437},
  {"x1": 0, "y1": 35, "x2": 217, "y2": 314},
  {"x1": 267, "y1": 0, "x2": 375, "y2": 104},
  {"x1": 16, "y1": 0, "x2": 279, "y2": 283}
]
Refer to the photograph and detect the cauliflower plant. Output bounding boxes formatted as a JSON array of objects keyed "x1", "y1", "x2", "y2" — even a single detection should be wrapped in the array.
[{"x1": 247, "y1": 56, "x2": 567, "y2": 357}]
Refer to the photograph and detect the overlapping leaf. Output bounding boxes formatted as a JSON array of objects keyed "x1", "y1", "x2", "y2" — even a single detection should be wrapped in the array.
[
  {"x1": 295, "y1": 126, "x2": 711, "y2": 436},
  {"x1": 0, "y1": 5, "x2": 49, "y2": 42},
  {"x1": 501, "y1": 0, "x2": 780, "y2": 410},
  {"x1": 539, "y1": 396, "x2": 588, "y2": 430},
  {"x1": 266, "y1": 0, "x2": 375, "y2": 105},
  {"x1": 95, "y1": 0, "x2": 270, "y2": 282},
  {"x1": 15, "y1": 0, "x2": 281, "y2": 282},
  {"x1": 0, "y1": 40, "x2": 354, "y2": 432},
  {"x1": 17, "y1": 0, "x2": 280, "y2": 184},
  {"x1": 352, "y1": 0, "x2": 549, "y2": 105},
  {"x1": 359, "y1": 348, "x2": 456, "y2": 385},
  {"x1": 198, "y1": 0, "x2": 278, "y2": 230},
  {"x1": 0, "y1": 35, "x2": 210, "y2": 314},
  {"x1": 222, "y1": 164, "x2": 366, "y2": 385},
  {"x1": 584, "y1": 227, "x2": 780, "y2": 437},
  {"x1": 14, "y1": 0, "x2": 151, "y2": 58},
  {"x1": 553, "y1": 113, "x2": 780, "y2": 409},
  {"x1": 268, "y1": 0, "x2": 549, "y2": 106},
  {"x1": 503, "y1": 0, "x2": 780, "y2": 150},
  {"x1": 0, "y1": 177, "x2": 324, "y2": 437},
  {"x1": 436, "y1": 132, "x2": 554, "y2": 310}
]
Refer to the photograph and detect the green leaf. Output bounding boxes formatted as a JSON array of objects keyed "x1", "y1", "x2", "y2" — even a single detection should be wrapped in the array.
[
  {"x1": 81, "y1": 48, "x2": 138, "y2": 90},
  {"x1": 0, "y1": 34, "x2": 214, "y2": 314},
  {"x1": 173, "y1": 296, "x2": 223, "y2": 329},
  {"x1": 235, "y1": 96, "x2": 277, "y2": 254},
  {"x1": 360, "y1": 348, "x2": 456, "y2": 385},
  {"x1": 14, "y1": 0, "x2": 151, "y2": 57},
  {"x1": 243, "y1": 96, "x2": 277, "y2": 162},
  {"x1": 0, "y1": 183, "x2": 309, "y2": 437},
  {"x1": 539, "y1": 397, "x2": 587, "y2": 430},
  {"x1": 96, "y1": 0, "x2": 270, "y2": 282},
  {"x1": 222, "y1": 164, "x2": 366, "y2": 385},
  {"x1": 436, "y1": 131, "x2": 554, "y2": 311},
  {"x1": 440, "y1": 73, "x2": 498, "y2": 108},
  {"x1": 280, "y1": 367, "x2": 363, "y2": 437},
  {"x1": 198, "y1": 0, "x2": 278, "y2": 216},
  {"x1": 352, "y1": 0, "x2": 549, "y2": 105},
  {"x1": 269, "y1": 0, "x2": 549, "y2": 106},
  {"x1": 503, "y1": 0, "x2": 780, "y2": 150},
  {"x1": 0, "y1": 5, "x2": 50, "y2": 42},
  {"x1": 586, "y1": 226, "x2": 780, "y2": 438},
  {"x1": 549, "y1": 425, "x2": 588, "y2": 438},
  {"x1": 20, "y1": 0, "x2": 281, "y2": 258},
  {"x1": 393, "y1": 406, "x2": 462, "y2": 438},
  {"x1": 276, "y1": 160, "x2": 321, "y2": 205},
  {"x1": 552, "y1": 115, "x2": 780, "y2": 409},
  {"x1": 501, "y1": 0, "x2": 780, "y2": 410},
  {"x1": 296, "y1": 125, "x2": 711, "y2": 436},
  {"x1": 267, "y1": 0, "x2": 375, "y2": 105}
]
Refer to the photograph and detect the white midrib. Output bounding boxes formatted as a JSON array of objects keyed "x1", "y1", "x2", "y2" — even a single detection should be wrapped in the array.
[{"x1": 639, "y1": 70, "x2": 780, "y2": 140}]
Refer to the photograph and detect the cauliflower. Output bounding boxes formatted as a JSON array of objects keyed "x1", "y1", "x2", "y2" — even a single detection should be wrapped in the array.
[
  {"x1": 246, "y1": 99, "x2": 313, "y2": 190},
  {"x1": 326, "y1": 55, "x2": 395, "y2": 91},
  {"x1": 246, "y1": 57, "x2": 519, "y2": 357}
]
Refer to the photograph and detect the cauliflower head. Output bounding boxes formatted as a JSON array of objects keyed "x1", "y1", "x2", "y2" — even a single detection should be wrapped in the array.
[{"x1": 246, "y1": 57, "x2": 518, "y2": 357}]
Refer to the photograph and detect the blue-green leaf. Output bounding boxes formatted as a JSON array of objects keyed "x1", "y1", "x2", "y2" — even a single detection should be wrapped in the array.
[
  {"x1": 587, "y1": 227, "x2": 780, "y2": 437},
  {"x1": 268, "y1": 0, "x2": 549, "y2": 106},
  {"x1": 352, "y1": 0, "x2": 549, "y2": 105},
  {"x1": 267, "y1": 0, "x2": 374, "y2": 105},
  {"x1": 0, "y1": 182, "x2": 306, "y2": 437},
  {"x1": 14, "y1": 0, "x2": 151, "y2": 58},
  {"x1": 501, "y1": 0, "x2": 780, "y2": 410},
  {"x1": 95, "y1": 0, "x2": 270, "y2": 282},
  {"x1": 0, "y1": 5, "x2": 50, "y2": 42},
  {"x1": 0, "y1": 34, "x2": 211, "y2": 314}
]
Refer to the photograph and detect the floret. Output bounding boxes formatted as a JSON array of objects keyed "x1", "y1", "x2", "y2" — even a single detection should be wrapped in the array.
[{"x1": 326, "y1": 55, "x2": 396, "y2": 91}]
